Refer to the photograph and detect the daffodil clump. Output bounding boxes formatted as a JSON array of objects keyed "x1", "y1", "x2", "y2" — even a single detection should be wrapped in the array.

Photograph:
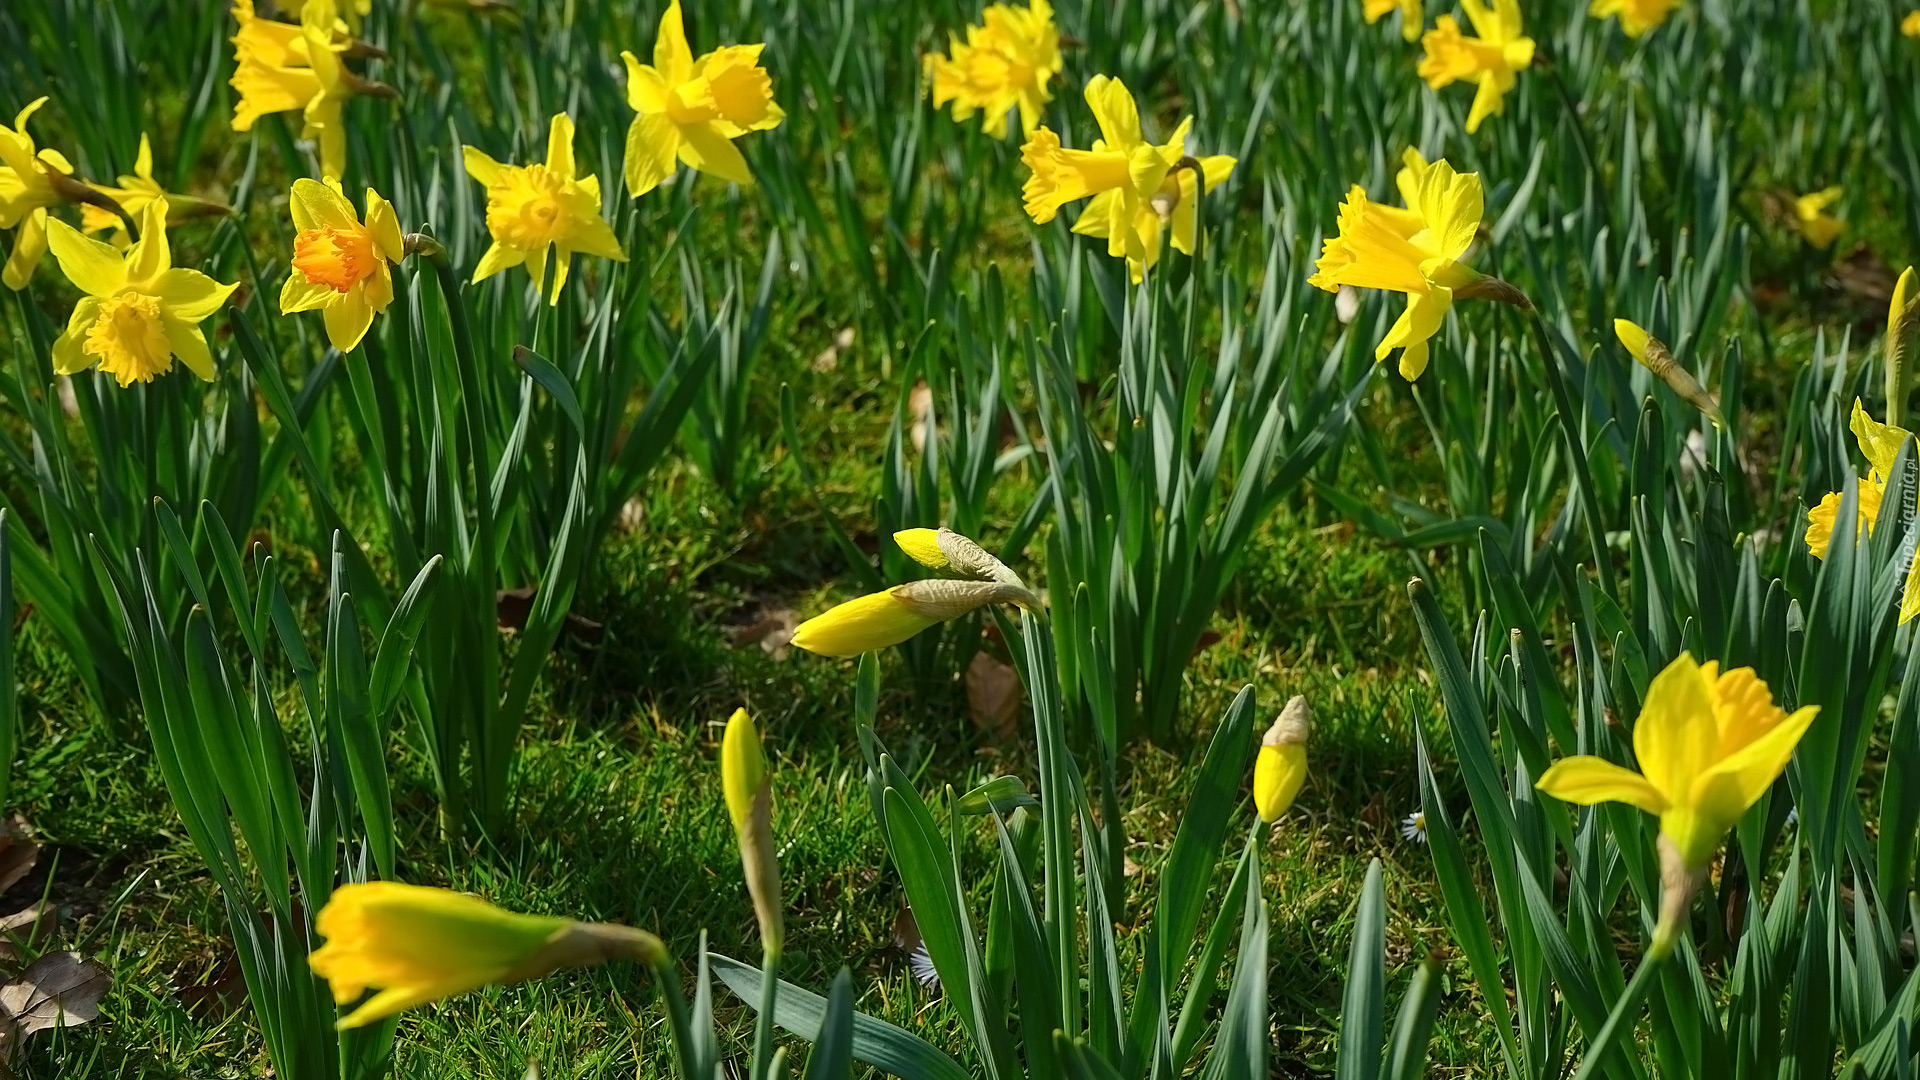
[
  {"x1": 1803, "y1": 398, "x2": 1920, "y2": 624},
  {"x1": 1537, "y1": 653, "x2": 1818, "y2": 954},
  {"x1": 78, "y1": 134, "x2": 230, "y2": 248},
  {"x1": 1418, "y1": 0, "x2": 1534, "y2": 134},
  {"x1": 0, "y1": 97, "x2": 79, "y2": 290},
  {"x1": 620, "y1": 0, "x2": 784, "y2": 198},
  {"x1": 1309, "y1": 149, "x2": 1521, "y2": 380},
  {"x1": 1590, "y1": 0, "x2": 1681, "y2": 37},
  {"x1": 44, "y1": 199, "x2": 237, "y2": 388},
  {"x1": 309, "y1": 881, "x2": 666, "y2": 1028},
  {"x1": 1792, "y1": 186, "x2": 1844, "y2": 249},
  {"x1": 791, "y1": 527, "x2": 1041, "y2": 657},
  {"x1": 280, "y1": 177, "x2": 404, "y2": 352},
  {"x1": 924, "y1": 0, "x2": 1062, "y2": 138},
  {"x1": 230, "y1": 0, "x2": 388, "y2": 180},
  {"x1": 1019, "y1": 76, "x2": 1237, "y2": 283},
  {"x1": 464, "y1": 112, "x2": 627, "y2": 304},
  {"x1": 1363, "y1": 0, "x2": 1424, "y2": 41}
]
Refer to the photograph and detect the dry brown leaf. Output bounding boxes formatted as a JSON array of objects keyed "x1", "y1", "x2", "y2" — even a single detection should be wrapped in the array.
[
  {"x1": 965, "y1": 652, "x2": 1023, "y2": 742},
  {"x1": 727, "y1": 609, "x2": 799, "y2": 660},
  {"x1": 0, "y1": 951, "x2": 111, "y2": 1037},
  {"x1": 173, "y1": 954, "x2": 247, "y2": 1022},
  {"x1": 0, "y1": 906, "x2": 58, "y2": 974},
  {"x1": 0, "y1": 819, "x2": 37, "y2": 898}
]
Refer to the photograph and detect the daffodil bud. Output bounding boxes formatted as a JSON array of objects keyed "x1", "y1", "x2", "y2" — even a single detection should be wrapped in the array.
[
  {"x1": 790, "y1": 580, "x2": 1039, "y2": 658},
  {"x1": 722, "y1": 708, "x2": 783, "y2": 955},
  {"x1": 1613, "y1": 318, "x2": 1726, "y2": 428},
  {"x1": 308, "y1": 882, "x2": 666, "y2": 1029},
  {"x1": 1253, "y1": 696, "x2": 1311, "y2": 823},
  {"x1": 1886, "y1": 266, "x2": 1916, "y2": 429},
  {"x1": 894, "y1": 527, "x2": 1028, "y2": 588}
]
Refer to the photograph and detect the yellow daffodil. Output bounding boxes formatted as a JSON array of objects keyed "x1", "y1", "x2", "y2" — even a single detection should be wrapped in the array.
[
  {"x1": 1804, "y1": 399, "x2": 1920, "y2": 624},
  {"x1": 722, "y1": 708, "x2": 783, "y2": 953},
  {"x1": 1792, "y1": 186, "x2": 1844, "y2": 250},
  {"x1": 0, "y1": 97, "x2": 79, "y2": 290},
  {"x1": 1364, "y1": 0, "x2": 1424, "y2": 42},
  {"x1": 1903, "y1": 10, "x2": 1920, "y2": 36},
  {"x1": 1418, "y1": 0, "x2": 1535, "y2": 134},
  {"x1": 1613, "y1": 318, "x2": 1725, "y2": 426},
  {"x1": 1537, "y1": 653, "x2": 1816, "y2": 952},
  {"x1": 79, "y1": 134, "x2": 230, "y2": 248},
  {"x1": 792, "y1": 579, "x2": 1039, "y2": 657},
  {"x1": 44, "y1": 198, "x2": 237, "y2": 387},
  {"x1": 925, "y1": 0, "x2": 1063, "y2": 138},
  {"x1": 619, "y1": 0, "x2": 784, "y2": 198},
  {"x1": 1590, "y1": 0, "x2": 1680, "y2": 36},
  {"x1": 1020, "y1": 76, "x2": 1236, "y2": 283},
  {"x1": 309, "y1": 881, "x2": 666, "y2": 1029},
  {"x1": 280, "y1": 178, "x2": 403, "y2": 352},
  {"x1": 463, "y1": 112, "x2": 627, "y2": 304},
  {"x1": 230, "y1": 0, "x2": 378, "y2": 180},
  {"x1": 1253, "y1": 696, "x2": 1311, "y2": 823},
  {"x1": 1308, "y1": 149, "x2": 1491, "y2": 380}
]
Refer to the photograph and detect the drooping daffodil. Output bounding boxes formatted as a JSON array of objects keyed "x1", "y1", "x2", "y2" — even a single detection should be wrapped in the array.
[
  {"x1": 280, "y1": 177, "x2": 403, "y2": 352},
  {"x1": 1792, "y1": 186, "x2": 1844, "y2": 250},
  {"x1": 463, "y1": 112, "x2": 627, "y2": 304},
  {"x1": 80, "y1": 134, "x2": 231, "y2": 248},
  {"x1": 44, "y1": 198, "x2": 237, "y2": 387},
  {"x1": 309, "y1": 881, "x2": 666, "y2": 1029},
  {"x1": 620, "y1": 0, "x2": 784, "y2": 198},
  {"x1": 1363, "y1": 0, "x2": 1424, "y2": 42},
  {"x1": 925, "y1": 0, "x2": 1063, "y2": 138},
  {"x1": 1020, "y1": 75, "x2": 1237, "y2": 283},
  {"x1": 230, "y1": 0, "x2": 386, "y2": 180},
  {"x1": 1417, "y1": 0, "x2": 1535, "y2": 134},
  {"x1": 0, "y1": 97, "x2": 78, "y2": 290},
  {"x1": 1589, "y1": 0, "x2": 1680, "y2": 36}
]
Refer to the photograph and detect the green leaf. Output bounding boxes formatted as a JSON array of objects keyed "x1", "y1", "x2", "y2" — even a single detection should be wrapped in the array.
[
  {"x1": 1336, "y1": 859, "x2": 1386, "y2": 1080},
  {"x1": 710, "y1": 955, "x2": 970, "y2": 1080}
]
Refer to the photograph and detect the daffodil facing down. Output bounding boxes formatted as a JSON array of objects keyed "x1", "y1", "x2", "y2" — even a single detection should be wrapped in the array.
[
  {"x1": 1613, "y1": 318, "x2": 1725, "y2": 427},
  {"x1": 1363, "y1": 0, "x2": 1424, "y2": 42},
  {"x1": 1253, "y1": 696, "x2": 1311, "y2": 823},
  {"x1": 925, "y1": 0, "x2": 1063, "y2": 138},
  {"x1": 722, "y1": 708, "x2": 783, "y2": 955},
  {"x1": 230, "y1": 0, "x2": 390, "y2": 180},
  {"x1": 0, "y1": 97, "x2": 80, "y2": 290},
  {"x1": 464, "y1": 113, "x2": 627, "y2": 304},
  {"x1": 309, "y1": 881, "x2": 666, "y2": 1028},
  {"x1": 280, "y1": 178, "x2": 403, "y2": 352},
  {"x1": 1589, "y1": 0, "x2": 1680, "y2": 36},
  {"x1": 1536, "y1": 653, "x2": 1817, "y2": 955},
  {"x1": 1309, "y1": 150, "x2": 1521, "y2": 380},
  {"x1": 79, "y1": 135, "x2": 231, "y2": 248},
  {"x1": 1905, "y1": 10, "x2": 1920, "y2": 36},
  {"x1": 1418, "y1": 0, "x2": 1535, "y2": 134},
  {"x1": 1804, "y1": 399, "x2": 1920, "y2": 624},
  {"x1": 1792, "y1": 186, "x2": 1844, "y2": 249},
  {"x1": 620, "y1": 0, "x2": 784, "y2": 198},
  {"x1": 45, "y1": 199, "x2": 237, "y2": 387},
  {"x1": 1020, "y1": 76, "x2": 1236, "y2": 283}
]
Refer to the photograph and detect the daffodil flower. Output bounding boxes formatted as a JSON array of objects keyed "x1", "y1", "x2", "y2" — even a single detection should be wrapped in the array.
[
  {"x1": 925, "y1": 0, "x2": 1063, "y2": 138},
  {"x1": 1020, "y1": 76, "x2": 1236, "y2": 283},
  {"x1": 1363, "y1": 0, "x2": 1424, "y2": 42},
  {"x1": 44, "y1": 198, "x2": 237, "y2": 388},
  {"x1": 1417, "y1": 0, "x2": 1535, "y2": 134},
  {"x1": 1253, "y1": 696, "x2": 1311, "y2": 823},
  {"x1": 309, "y1": 881, "x2": 666, "y2": 1028},
  {"x1": 1793, "y1": 186, "x2": 1844, "y2": 250},
  {"x1": 1589, "y1": 0, "x2": 1680, "y2": 37},
  {"x1": 1308, "y1": 149, "x2": 1487, "y2": 380},
  {"x1": 1804, "y1": 399, "x2": 1920, "y2": 624},
  {"x1": 619, "y1": 0, "x2": 784, "y2": 198},
  {"x1": 1536, "y1": 653, "x2": 1817, "y2": 952},
  {"x1": 230, "y1": 0, "x2": 377, "y2": 180},
  {"x1": 463, "y1": 113, "x2": 627, "y2": 304},
  {"x1": 1902, "y1": 10, "x2": 1920, "y2": 36},
  {"x1": 0, "y1": 97, "x2": 78, "y2": 290},
  {"x1": 80, "y1": 134, "x2": 231, "y2": 248},
  {"x1": 280, "y1": 178, "x2": 403, "y2": 352}
]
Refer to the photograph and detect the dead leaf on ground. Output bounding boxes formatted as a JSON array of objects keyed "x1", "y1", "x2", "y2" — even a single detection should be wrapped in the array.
[
  {"x1": 726, "y1": 609, "x2": 799, "y2": 660},
  {"x1": 495, "y1": 588, "x2": 605, "y2": 643},
  {"x1": 0, "y1": 951, "x2": 111, "y2": 1037},
  {"x1": 908, "y1": 381, "x2": 933, "y2": 453},
  {"x1": 0, "y1": 906, "x2": 58, "y2": 974},
  {"x1": 965, "y1": 652, "x2": 1023, "y2": 742},
  {"x1": 1190, "y1": 628, "x2": 1223, "y2": 659},
  {"x1": 172, "y1": 953, "x2": 247, "y2": 1022},
  {"x1": 0, "y1": 819, "x2": 38, "y2": 899}
]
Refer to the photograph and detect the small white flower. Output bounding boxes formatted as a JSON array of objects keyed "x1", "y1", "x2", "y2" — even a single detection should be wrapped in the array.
[
  {"x1": 908, "y1": 942, "x2": 940, "y2": 990},
  {"x1": 1784, "y1": 806, "x2": 1799, "y2": 828},
  {"x1": 1400, "y1": 810, "x2": 1428, "y2": 843}
]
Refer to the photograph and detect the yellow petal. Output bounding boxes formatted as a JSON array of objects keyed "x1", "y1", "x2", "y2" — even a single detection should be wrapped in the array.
[
  {"x1": 126, "y1": 198, "x2": 174, "y2": 284},
  {"x1": 623, "y1": 113, "x2": 681, "y2": 197},
  {"x1": 677, "y1": 122, "x2": 753, "y2": 186},
  {"x1": 545, "y1": 113, "x2": 577, "y2": 181},
  {"x1": 720, "y1": 708, "x2": 767, "y2": 834},
  {"x1": 364, "y1": 189, "x2": 406, "y2": 264},
  {"x1": 46, "y1": 215, "x2": 127, "y2": 296},
  {"x1": 322, "y1": 291, "x2": 376, "y2": 351},
  {"x1": 290, "y1": 177, "x2": 357, "y2": 232},
  {"x1": 1632, "y1": 652, "x2": 1718, "y2": 808},
  {"x1": 1535, "y1": 755, "x2": 1670, "y2": 814},
  {"x1": 1614, "y1": 318, "x2": 1651, "y2": 362},
  {"x1": 789, "y1": 589, "x2": 940, "y2": 657},
  {"x1": 1254, "y1": 743, "x2": 1307, "y2": 822},
  {"x1": 462, "y1": 145, "x2": 510, "y2": 188},
  {"x1": 654, "y1": 0, "x2": 693, "y2": 80},
  {"x1": 1689, "y1": 704, "x2": 1818, "y2": 834},
  {"x1": 1083, "y1": 75, "x2": 1142, "y2": 150},
  {"x1": 161, "y1": 316, "x2": 217, "y2": 381},
  {"x1": 2, "y1": 207, "x2": 48, "y2": 290},
  {"x1": 895, "y1": 529, "x2": 949, "y2": 570},
  {"x1": 470, "y1": 240, "x2": 524, "y2": 284},
  {"x1": 153, "y1": 268, "x2": 239, "y2": 321}
]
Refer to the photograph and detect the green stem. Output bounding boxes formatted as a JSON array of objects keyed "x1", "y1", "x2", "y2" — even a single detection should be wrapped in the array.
[
  {"x1": 1528, "y1": 307, "x2": 1617, "y2": 597},
  {"x1": 752, "y1": 948, "x2": 781, "y2": 1080},
  {"x1": 1569, "y1": 949, "x2": 1666, "y2": 1080}
]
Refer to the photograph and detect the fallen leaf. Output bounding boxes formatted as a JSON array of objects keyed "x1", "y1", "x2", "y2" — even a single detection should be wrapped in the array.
[
  {"x1": 727, "y1": 609, "x2": 799, "y2": 660},
  {"x1": 0, "y1": 819, "x2": 37, "y2": 899},
  {"x1": 1190, "y1": 628, "x2": 1223, "y2": 659},
  {"x1": 965, "y1": 652, "x2": 1023, "y2": 742},
  {"x1": 0, "y1": 906, "x2": 58, "y2": 974},
  {"x1": 173, "y1": 954, "x2": 247, "y2": 1022},
  {"x1": 497, "y1": 587, "x2": 537, "y2": 630},
  {"x1": 0, "y1": 951, "x2": 111, "y2": 1036}
]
